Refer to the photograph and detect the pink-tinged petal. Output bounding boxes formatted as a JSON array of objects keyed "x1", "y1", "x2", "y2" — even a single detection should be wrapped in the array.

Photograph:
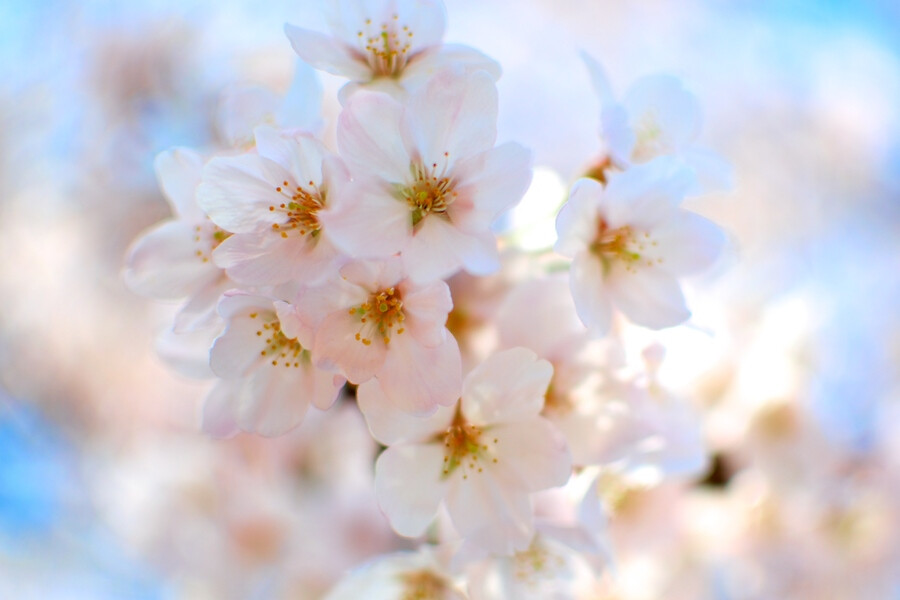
[
  {"x1": 154, "y1": 148, "x2": 204, "y2": 219},
  {"x1": 215, "y1": 86, "x2": 280, "y2": 149},
  {"x1": 622, "y1": 74, "x2": 702, "y2": 151},
  {"x1": 401, "y1": 68, "x2": 497, "y2": 168},
  {"x1": 606, "y1": 264, "x2": 690, "y2": 329},
  {"x1": 401, "y1": 43, "x2": 501, "y2": 91},
  {"x1": 284, "y1": 24, "x2": 371, "y2": 81},
  {"x1": 155, "y1": 323, "x2": 221, "y2": 380},
  {"x1": 173, "y1": 274, "x2": 232, "y2": 334},
  {"x1": 396, "y1": 0, "x2": 446, "y2": 50},
  {"x1": 123, "y1": 220, "x2": 221, "y2": 299},
  {"x1": 448, "y1": 143, "x2": 533, "y2": 232},
  {"x1": 569, "y1": 251, "x2": 613, "y2": 338},
  {"x1": 652, "y1": 210, "x2": 725, "y2": 275},
  {"x1": 377, "y1": 331, "x2": 462, "y2": 415},
  {"x1": 461, "y1": 347, "x2": 552, "y2": 426},
  {"x1": 201, "y1": 381, "x2": 240, "y2": 438},
  {"x1": 602, "y1": 157, "x2": 693, "y2": 230},
  {"x1": 214, "y1": 231, "x2": 336, "y2": 286},
  {"x1": 209, "y1": 312, "x2": 269, "y2": 378},
  {"x1": 253, "y1": 126, "x2": 325, "y2": 188},
  {"x1": 322, "y1": 179, "x2": 412, "y2": 259},
  {"x1": 399, "y1": 279, "x2": 452, "y2": 347},
  {"x1": 337, "y1": 92, "x2": 409, "y2": 181},
  {"x1": 273, "y1": 300, "x2": 305, "y2": 342},
  {"x1": 233, "y1": 365, "x2": 315, "y2": 436},
  {"x1": 292, "y1": 275, "x2": 368, "y2": 346},
  {"x1": 197, "y1": 154, "x2": 285, "y2": 233},
  {"x1": 497, "y1": 275, "x2": 582, "y2": 356},
  {"x1": 314, "y1": 310, "x2": 387, "y2": 383},
  {"x1": 490, "y1": 419, "x2": 572, "y2": 492},
  {"x1": 444, "y1": 470, "x2": 534, "y2": 554},
  {"x1": 358, "y1": 379, "x2": 455, "y2": 445},
  {"x1": 375, "y1": 443, "x2": 449, "y2": 537},
  {"x1": 403, "y1": 217, "x2": 499, "y2": 282},
  {"x1": 339, "y1": 258, "x2": 404, "y2": 292},
  {"x1": 554, "y1": 178, "x2": 601, "y2": 258}
]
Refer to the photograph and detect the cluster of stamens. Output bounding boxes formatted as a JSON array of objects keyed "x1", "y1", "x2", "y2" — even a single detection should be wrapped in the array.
[
  {"x1": 401, "y1": 158, "x2": 455, "y2": 227},
  {"x1": 357, "y1": 15, "x2": 414, "y2": 77},
  {"x1": 193, "y1": 222, "x2": 232, "y2": 263},
  {"x1": 437, "y1": 407, "x2": 498, "y2": 480},
  {"x1": 590, "y1": 218, "x2": 661, "y2": 273},
  {"x1": 348, "y1": 287, "x2": 405, "y2": 346},
  {"x1": 250, "y1": 312, "x2": 305, "y2": 368},
  {"x1": 632, "y1": 110, "x2": 665, "y2": 162},
  {"x1": 268, "y1": 180, "x2": 324, "y2": 238}
]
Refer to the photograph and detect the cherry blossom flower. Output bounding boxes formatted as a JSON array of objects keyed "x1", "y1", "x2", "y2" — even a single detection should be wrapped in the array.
[
  {"x1": 285, "y1": 0, "x2": 499, "y2": 101},
  {"x1": 324, "y1": 547, "x2": 464, "y2": 600},
  {"x1": 582, "y1": 52, "x2": 732, "y2": 193},
  {"x1": 197, "y1": 126, "x2": 348, "y2": 287},
  {"x1": 290, "y1": 259, "x2": 461, "y2": 415},
  {"x1": 555, "y1": 158, "x2": 726, "y2": 336},
  {"x1": 203, "y1": 292, "x2": 344, "y2": 437},
  {"x1": 322, "y1": 67, "x2": 532, "y2": 282},
  {"x1": 123, "y1": 147, "x2": 233, "y2": 332},
  {"x1": 359, "y1": 347, "x2": 572, "y2": 554}
]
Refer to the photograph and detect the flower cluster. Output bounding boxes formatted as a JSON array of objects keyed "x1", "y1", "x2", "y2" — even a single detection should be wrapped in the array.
[{"x1": 124, "y1": 0, "x2": 729, "y2": 596}]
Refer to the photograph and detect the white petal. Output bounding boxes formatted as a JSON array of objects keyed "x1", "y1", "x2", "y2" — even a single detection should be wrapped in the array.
[
  {"x1": 201, "y1": 381, "x2": 240, "y2": 438},
  {"x1": 197, "y1": 154, "x2": 284, "y2": 234},
  {"x1": 602, "y1": 157, "x2": 693, "y2": 230},
  {"x1": 622, "y1": 74, "x2": 702, "y2": 151},
  {"x1": 606, "y1": 265, "x2": 690, "y2": 329},
  {"x1": 402, "y1": 44, "x2": 501, "y2": 91},
  {"x1": 254, "y1": 126, "x2": 326, "y2": 188},
  {"x1": 123, "y1": 220, "x2": 221, "y2": 299},
  {"x1": 337, "y1": 91, "x2": 409, "y2": 181},
  {"x1": 554, "y1": 178, "x2": 601, "y2": 258},
  {"x1": 209, "y1": 311, "x2": 270, "y2": 378},
  {"x1": 402, "y1": 68, "x2": 497, "y2": 169},
  {"x1": 357, "y1": 379, "x2": 455, "y2": 445},
  {"x1": 314, "y1": 309, "x2": 387, "y2": 384},
  {"x1": 284, "y1": 24, "x2": 372, "y2": 81},
  {"x1": 399, "y1": 278, "x2": 452, "y2": 347},
  {"x1": 292, "y1": 275, "x2": 368, "y2": 348},
  {"x1": 580, "y1": 51, "x2": 616, "y2": 106},
  {"x1": 461, "y1": 348, "x2": 552, "y2": 426},
  {"x1": 154, "y1": 148, "x2": 204, "y2": 219},
  {"x1": 173, "y1": 275, "x2": 231, "y2": 333},
  {"x1": 490, "y1": 419, "x2": 572, "y2": 492},
  {"x1": 215, "y1": 86, "x2": 280, "y2": 149},
  {"x1": 569, "y1": 251, "x2": 613, "y2": 338},
  {"x1": 214, "y1": 231, "x2": 336, "y2": 286},
  {"x1": 321, "y1": 179, "x2": 412, "y2": 259},
  {"x1": 377, "y1": 330, "x2": 462, "y2": 415},
  {"x1": 234, "y1": 365, "x2": 313, "y2": 436},
  {"x1": 402, "y1": 216, "x2": 491, "y2": 282},
  {"x1": 375, "y1": 443, "x2": 449, "y2": 538},
  {"x1": 497, "y1": 275, "x2": 583, "y2": 356},
  {"x1": 651, "y1": 210, "x2": 725, "y2": 275},
  {"x1": 599, "y1": 103, "x2": 636, "y2": 166},
  {"x1": 449, "y1": 143, "x2": 533, "y2": 232}
]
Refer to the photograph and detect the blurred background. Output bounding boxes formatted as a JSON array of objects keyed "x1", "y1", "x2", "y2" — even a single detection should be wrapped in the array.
[{"x1": 1, "y1": 0, "x2": 898, "y2": 598}]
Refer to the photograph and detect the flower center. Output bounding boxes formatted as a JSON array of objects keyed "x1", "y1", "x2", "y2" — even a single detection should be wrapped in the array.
[
  {"x1": 193, "y1": 222, "x2": 232, "y2": 263},
  {"x1": 398, "y1": 570, "x2": 451, "y2": 600},
  {"x1": 401, "y1": 160, "x2": 455, "y2": 227},
  {"x1": 251, "y1": 313, "x2": 306, "y2": 368},
  {"x1": 437, "y1": 407, "x2": 499, "y2": 480},
  {"x1": 349, "y1": 287, "x2": 405, "y2": 346},
  {"x1": 357, "y1": 16, "x2": 414, "y2": 78},
  {"x1": 632, "y1": 110, "x2": 666, "y2": 162},
  {"x1": 589, "y1": 218, "x2": 660, "y2": 274},
  {"x1": 269, "y1": 180, "x2": 324, "y2": 238}
]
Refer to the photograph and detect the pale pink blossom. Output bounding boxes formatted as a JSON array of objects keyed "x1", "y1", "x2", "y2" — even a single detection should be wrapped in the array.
[
  {"x1": 359, "y1": 347, "x2": 572, "y2": 554},
  {"x1": 324, "y1": 547, "x2": 464, "y2": 600},
  {"x1": 204, "y1": 292, "x2": 344, "y2": 437},
  {"x1": 197, "y1": 126, "x2": 348, "y2": 287},
  {"x1": 555, "y1": 158, "x2": 725, "y2": 336},
  {"x1": 291, "y1": 259, "x2": 461, "y2": 415},
  {"x1": 285, "y1": 0, "x2": 499, "y2": 101},
  {"x1": 322, "y1": 67, "x2": 532, "y2": 282}
]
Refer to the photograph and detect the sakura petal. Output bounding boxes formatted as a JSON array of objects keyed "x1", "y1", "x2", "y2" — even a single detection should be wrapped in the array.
[
  {"x1": 652, "y1": 210, "x2": 725, "y2": 275},
  {"x1": 253, "y1": 126, "x2": 325, "y2": 188},
  {"x1": 314, "y1": 310, "x2": 387, "y2": 384},
  {"x1": 201, "y1": 381, "x2": 240, "y2": 439},
  {"x1": 337, "y1": 92, "x2": 409, "y2": 181},
  {"x1": 215, "y1": 86, "x2": 280, "y2": 149},
  {"x1": 599, "y1": 103, "x2": 636, "y2": 167},
  {"x1": 233, "y1": 366, "x2": 316, "y2": 436},
  {"x1": 569, "y1": 251, "x2": 613, "y2": 338},
  {"x1": 682, "y1": 146, "x2": 734, "y2": 194},
  {"x1": 554, "y1": 178, "x2": 601, "y2": 258},
  {"x1": 449, "y1": 142, "x2": 533, "y2": 231},
  {"x1": 622, "y1": 74, "x2": 702, "y2": 151},
  {"x1": 402, "y1": 68, "x2": 497, "y2": 168},
  {"x1": 173, "y1": 275, "x2": 231, "y2": 334},
  {"x1": 580, "y1": 51, "x2": 616, "y2": 106},
  {"x1": 198, "y1": 154, "x2": 284, "y2": 233},
  {"x1": 357, "y1": 379, "x2": 455, "y2": 445},
  {"x1": 292, "y1": 276, "x2": 368, "y2": 346},
  {"x1": 375, "y1": 443, "x2": 449, "y2": 538},
  {"x1": 602, "y1": 158, "x2": 693, "y2": 230},
  {"x1": 606, "y1": 265, "x2": 690, "y2": 329},
  {"x1": 214, "y1": 232, "x2": 335, "y2": 286},
  {"x1": 461, "y1": 347, "x2": 552, "y2": 426},
  {"x1": 322, "y1": 179, "x2": 411, "y2": 259},
  {"x1": 209, "y1": 312, "x2": 268, "y2": 378},
  {"x1": 123, "y1": 220, "x2": 220, "y2": 299},
  {"x1": 377, "y1": 331, "x2": 462, "y2": 415},
  {"x1": 399, "y1": 279, "x2": 453, "y2": 347},
  {"x1": 284, "y1": 24, "x2": 371, "y2": 81},
  {"x1": 154, "y1": 148, "x2": 204, "y2": 220},
  {"x1": 403, "y1": 217, "x2": 499, "y2": 282},
  {"x1": 401, "y1": 43, "x2": 501, "y2": 92},
  {"x1": 490, "y1": 419, "x2": 572, "y2": 491}
]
